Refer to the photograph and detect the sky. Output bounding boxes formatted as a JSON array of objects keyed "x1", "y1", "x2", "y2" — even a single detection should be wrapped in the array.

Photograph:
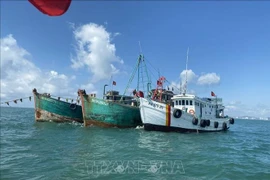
[{"x1": 1, "y1": 1, "x2": 270, "y2": 118}]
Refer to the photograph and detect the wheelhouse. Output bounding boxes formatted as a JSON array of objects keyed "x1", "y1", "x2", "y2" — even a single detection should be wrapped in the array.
[{"x1": 171, "y1": 94, "x2": 225, "y2": 119}]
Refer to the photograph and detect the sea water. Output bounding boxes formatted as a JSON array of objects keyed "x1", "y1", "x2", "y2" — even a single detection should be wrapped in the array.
[{"x1": 0, "y1": 107, "x2": 269, "y2": 180}]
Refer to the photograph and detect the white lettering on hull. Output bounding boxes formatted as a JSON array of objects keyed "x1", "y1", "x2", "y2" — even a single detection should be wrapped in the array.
[{"x1": 91, "y1": 98, "x2": 108, "y2": 106}]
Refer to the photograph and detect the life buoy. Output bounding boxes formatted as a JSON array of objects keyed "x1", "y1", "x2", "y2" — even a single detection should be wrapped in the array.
[
  {"x1": 189, "y1": 109, "x2": 195, "y2": 115},
  {"x1": 173, "y1": 109, "x2": 182, "y2": 118},
  {"x1": 214, "y1": 121, "x2": 219, "y2": 128},
  {"x1": 192, "y1": 117, "x2": 198, "y2": 125},
  {"x1": 200, "y1": 120, "x2": 206, "y2": 127},
  {"x1": 222, "y1": 122, "x2": 227, "y2": 131},
  {"x1": 70, "y1": 103, "x2": 76, "y2": 110},
  {"x1": 229, "y1": 118, "x2": 235, "y2": 124}
]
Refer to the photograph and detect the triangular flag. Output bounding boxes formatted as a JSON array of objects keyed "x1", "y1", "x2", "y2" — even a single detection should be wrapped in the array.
[{"x1": 211, "y1": 91, "x2": 216, "y2": 97}]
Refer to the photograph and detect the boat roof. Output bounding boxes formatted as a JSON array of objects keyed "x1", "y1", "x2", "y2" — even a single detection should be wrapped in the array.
[{"x1": 171, "y1": 93, "x2": 223, "y2": 105}]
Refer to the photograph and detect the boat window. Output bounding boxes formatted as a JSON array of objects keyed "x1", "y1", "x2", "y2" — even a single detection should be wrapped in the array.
[
  {"x1": 176, "y1": 100, "x2": 178, "y2": 105},
  {"x1": 186, "y1": 100, "x2": 189, "y2": 105},
  {"x1": 179, "y1": 100, "x2": 181, "y2": 105},
  {"x1": 190, "y1": 100, "x2": 193, "y2": 106},
  {"x1": 182, "y1": 100, "x2": 185, "y2": 105}
]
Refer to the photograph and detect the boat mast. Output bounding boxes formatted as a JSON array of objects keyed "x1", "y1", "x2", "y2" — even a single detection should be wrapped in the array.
[
  {"x1": 120, "y1": 42, "x2": 151, "y2": 101},
  {"x1": 137, "y1": 41, "x2": 142, "y2": 91},
  {"x1": 183, "y1": 47, "x2": 189, "y2": 95}
]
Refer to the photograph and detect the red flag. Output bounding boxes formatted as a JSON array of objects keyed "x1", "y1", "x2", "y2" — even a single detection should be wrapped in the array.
[
  {"x1": 211, "y1": 91, "x2": 216, "y2": 97},
  {"x1": 157, "y1": 80, "x2": 162, "y2": 86},
  {"x1": 113, "y1": 81, "x2": 116, "y2": 86},
  {"x1": 28, "y1": 0, "x2": 72, "y2": 16}
]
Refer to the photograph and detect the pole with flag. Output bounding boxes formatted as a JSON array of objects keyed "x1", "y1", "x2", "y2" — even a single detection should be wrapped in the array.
[
  {"x1": 109, "y1": 75, "x2": 113, "y2": 92},
  {"x1": 211, "y1": 91, "x2": 218, "y2": 118},
  {"x1": 112, "y1": 80, "x2": 116, "y2": 92}
]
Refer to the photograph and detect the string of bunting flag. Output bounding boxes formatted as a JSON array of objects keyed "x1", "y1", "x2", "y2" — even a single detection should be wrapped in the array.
[
  {"x1": 0, "y1": 96, "x2": 33, "y2": 106},
  {"x1": 52, "y1": 95, "x2": 81, "y2": 104},
  {"x1": 0, "y1": 94, "x2": 81, "y2": 106}
]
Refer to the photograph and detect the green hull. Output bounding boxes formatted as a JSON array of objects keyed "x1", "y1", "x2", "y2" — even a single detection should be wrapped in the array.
[
  {"x1": 33, "y1": 91, "x2": 83, "y2": 123},
  {"x1": 80, "y1": 95, "x2": 142, "y2": 127}
]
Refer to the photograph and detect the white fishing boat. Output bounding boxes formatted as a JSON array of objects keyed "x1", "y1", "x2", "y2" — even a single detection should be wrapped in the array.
[
  {"x1": 139, "y1": 48, "x2": 235, "y2": 133},
  {"x1": 139, "y1": 91, "x2": 234, "y2": 133}
]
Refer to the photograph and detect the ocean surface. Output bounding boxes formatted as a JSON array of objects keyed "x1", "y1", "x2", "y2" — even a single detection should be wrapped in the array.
[{"x1": 0, "y1": 107, "x2": 269, "y2": 180}]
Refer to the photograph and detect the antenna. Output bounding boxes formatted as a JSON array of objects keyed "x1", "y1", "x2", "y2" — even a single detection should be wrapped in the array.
[
  {"x1": 139, "y1": 41, "x2": 142, "y2": 54},
  {"x1": 180, "y1": 81, "x2": 182, "y2": 94},
  {"x1": 184, "y1": 47, "x2": 189, "y2": 94}
]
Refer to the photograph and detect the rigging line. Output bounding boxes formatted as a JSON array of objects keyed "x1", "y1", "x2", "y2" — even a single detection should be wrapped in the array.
[
  {"x1": 147, "y1": 67, "x2": 159, "y2": 80},
  {"x1": 145, "y1": 59, "x2": 159, "y2": 74},
  {"x1": 164, "y1": 79, "x2": 181, "y2": 91},
  {"x1": 0, "y1": 96, "x2": 33, "y2": 104}
]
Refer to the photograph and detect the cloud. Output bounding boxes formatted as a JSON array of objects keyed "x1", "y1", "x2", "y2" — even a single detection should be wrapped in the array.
[
  {"x1": 113, "y1": 32, "x2": 121, "y2": 38},
  {"x1": 71, "y1": 23, "x2": 123, "y2": 83},
  {"x1": 228, "y1": 101, "x2": 242, "y2": 105},
  {"x1": 0, "y1": 34, "x2": 78, "y2": 104},
  {"x1": 224, "y1": 101, "x2": 270, "y2": 118},
  {"x1": 178, "y1": 70, "x2": 220, "y2": 87},
  {"x1": 197, "y1": 73, "x2": 220, "y2": 85},
  {"x1": 179, "y1": 69, "x2": 197, "y2": 84}
]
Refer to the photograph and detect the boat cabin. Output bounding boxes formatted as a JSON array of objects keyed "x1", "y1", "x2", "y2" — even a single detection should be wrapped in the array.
[
  {"x1": 151, "y1": 89, "x2": 175, "y2": 104},
  {"x1": 104, "y1": 90, "x2": 138, "y2": 106},
  {"x1": 171, "y1": 93, "x2": 225, "y2": 119}
]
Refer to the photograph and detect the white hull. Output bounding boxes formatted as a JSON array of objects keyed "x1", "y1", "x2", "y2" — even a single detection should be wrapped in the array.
[{"x1": 139, "y1": 98, "x2": 233, "y2": 132}]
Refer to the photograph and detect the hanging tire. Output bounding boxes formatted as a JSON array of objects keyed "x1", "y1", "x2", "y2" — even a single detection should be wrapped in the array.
[
  {"x1": 214, "y1": 121, "x2": 219, "y2": 128},
  {"x1": 192, "y1": 117, "x2": 198, "y2": 125},
  {"x1": 222, "y1": 122, "x2": 227, "y2": 131},
  {"x1": 70, "y1": 103, "x2": 76, "y2": 110},
  {"x1": 200, "y1": 120, "x2": 206, "y2": 127},
  {"x1": 206, "y1": 120, "x2": 210, "y2": 126},
  {"x1": 229, "y1": 118, "x2": 235, "y2": 124},
  {"x1": 173, "y1": 109, "x2": 182, "y2": 118}
]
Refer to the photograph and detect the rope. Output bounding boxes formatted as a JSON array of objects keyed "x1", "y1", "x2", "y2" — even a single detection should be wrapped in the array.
[
  {"x1": 145, "y1": 58, "x2": 181, "y2": 92},
  {"x1": 0, "y1": 93, "x2": 81, "y2": 106},
  {"x1": 0, "y1": 96, "x2": 33, "y2": 105}
]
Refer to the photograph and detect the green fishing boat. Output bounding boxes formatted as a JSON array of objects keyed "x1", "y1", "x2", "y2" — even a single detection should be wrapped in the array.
[
  {"x1": 78, "y1": 89, "x2": 142, "y2": 127},
  {"x1": 78, "y1": 54, "x2": 151, "y2": 127},
  {"x1": 32, "y1": 88, "x2": 83, "y2": 123}
]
